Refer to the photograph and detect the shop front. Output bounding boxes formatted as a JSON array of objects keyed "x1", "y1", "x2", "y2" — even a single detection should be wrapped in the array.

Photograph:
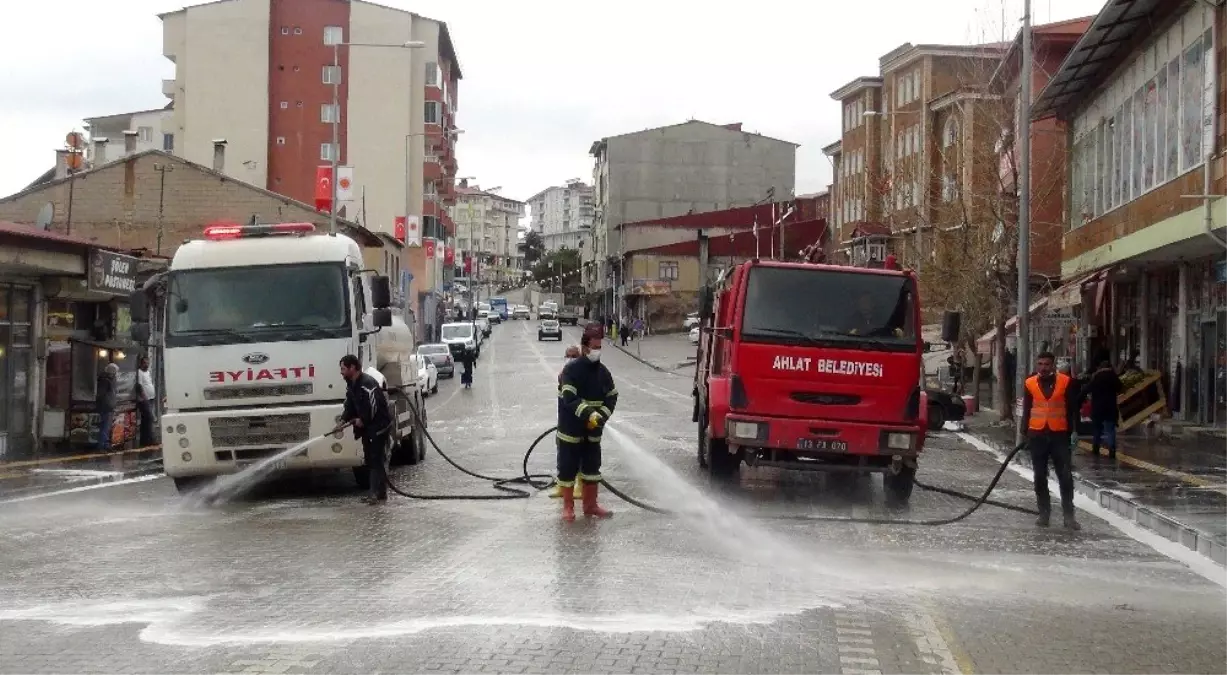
[
  {"x1": 40, "y1": 249, "x2": 159, "y2": 452},
  {"x1": 0, "y1": 283, "x2": 36, "y2": 459}
]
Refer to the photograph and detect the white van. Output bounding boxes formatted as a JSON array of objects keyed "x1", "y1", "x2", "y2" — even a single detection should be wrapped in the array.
[{"x1": 440, "y1": 322, "x2": 479, "y2": 359}]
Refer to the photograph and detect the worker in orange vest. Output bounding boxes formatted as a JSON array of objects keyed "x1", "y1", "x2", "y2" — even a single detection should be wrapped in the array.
[{"x1": 1022, "y1": 351, "x2": 1082, "y2": 530}]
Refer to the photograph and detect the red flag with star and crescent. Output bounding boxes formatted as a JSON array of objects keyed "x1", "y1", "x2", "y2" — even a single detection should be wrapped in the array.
[{"x1": 314, "y1": 166, "x2": 333, "y2": 212}]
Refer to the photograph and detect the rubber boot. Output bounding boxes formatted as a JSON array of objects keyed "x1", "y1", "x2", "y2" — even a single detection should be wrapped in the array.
[
  {"x1": 1063, "y1": 511, "x2": 1081, "y2": 531},
  {"x1": 1035, "y1": 510, "x2": 1051, "y2": 528},
  {"x1": 561, "y1": 488, "x2": 576, "y2": 522},
  {"x1": 582, "y1": 482, "x2": 612, "y2": 519}
]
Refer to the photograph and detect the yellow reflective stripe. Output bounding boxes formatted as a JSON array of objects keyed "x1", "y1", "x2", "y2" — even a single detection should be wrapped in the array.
[
  {"x1": 586, "y1": 435, "x2": 602, "y2": 442},
  {"x1": 574, "y1": 403, "x2": 590, "y2": 417},
  {"x1": 583, "y1": 399, "x2": 603, "y2": 404},
  {"x1": 560, "y1": 384, "x2": 578, "y2": 396},
  {"x1": 556, "y1": 431, "x2": 583, "y2": 443},
  {"x1": 606, "y1": 388, "x2": 618, "y2": 397},
  {"x1": 578, "y1": 473, "x2": 601, "y2": 482},
  {"x1": 556, "y1": 479, "x2": 575, "y2": 487},
  {"x1": 598, "y1": 406, "x2": 612, "y2": 417}
]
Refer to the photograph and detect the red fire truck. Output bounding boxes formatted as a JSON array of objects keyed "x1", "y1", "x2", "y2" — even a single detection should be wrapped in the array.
[{"x1": 692, "y1": 259, "x2": 928, "y2": 505}]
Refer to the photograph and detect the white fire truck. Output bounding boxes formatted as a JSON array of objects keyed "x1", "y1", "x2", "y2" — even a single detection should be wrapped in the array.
[{"x1": 129, "y1": 222, "x2": 426, "y2": 493}]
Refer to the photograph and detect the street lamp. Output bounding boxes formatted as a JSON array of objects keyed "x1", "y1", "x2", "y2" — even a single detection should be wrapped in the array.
[{"x1": 329, "y1": 39, "x2": 426, "y2": 234}]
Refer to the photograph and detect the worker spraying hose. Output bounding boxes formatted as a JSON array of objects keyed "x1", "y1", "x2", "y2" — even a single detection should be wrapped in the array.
[{"x1": 555, "y1": 326, "x2": 618, "y2": 521}]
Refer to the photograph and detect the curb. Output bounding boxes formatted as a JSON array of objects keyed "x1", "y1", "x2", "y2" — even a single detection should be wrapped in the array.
[
  {"x1": 965, "y1": 429, "x2": 1225, "y2": 566},
  {"x1": 0, "y1": 463, "x2": 163, "y2": 502},
  {"x1": 610, "y1": 341, "x2": 684, "y2": 375}
]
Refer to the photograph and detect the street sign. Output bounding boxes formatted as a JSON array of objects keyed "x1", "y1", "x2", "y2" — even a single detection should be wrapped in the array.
[{"x1": 87, "y1": 250, "x2": 140, "y2": 296}]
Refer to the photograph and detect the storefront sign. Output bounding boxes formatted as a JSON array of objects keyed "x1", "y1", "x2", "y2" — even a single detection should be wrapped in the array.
[
  {"x1": 630, "y1": 280, "x2": 672, "y2": 296},
  {"x1": 88, "y1": 250, "x2": 140, "y2": 296}
]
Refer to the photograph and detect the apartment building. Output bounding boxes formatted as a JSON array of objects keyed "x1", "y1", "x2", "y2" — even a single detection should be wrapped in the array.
[
  {"x1": 1034, "y1": 0, "x2": 1225, "y2": 426},
  {"x1": 586, "y1": 120, "x2": 797, "y2": 311},
  {"x1": 158, "y1": 0, "x2": 461, "y2": 336},
  {"x1": 83, "y1": 106, "x2": 174, "y2": 164},
  {"x1": 455, "y1": 182, "x2": 525, "y2": 285},
  {"x1": 527, "y1": 179, "x2": 594, "y2": 252}
]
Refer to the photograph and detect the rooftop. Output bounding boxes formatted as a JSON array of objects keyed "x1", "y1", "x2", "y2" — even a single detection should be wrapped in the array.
[
  {"x1": 989, "y1": 15, "x2": 1094, "y2": 90},
  {"x1": 590, "y1": 119, "x2": 799, "y2": 156}
]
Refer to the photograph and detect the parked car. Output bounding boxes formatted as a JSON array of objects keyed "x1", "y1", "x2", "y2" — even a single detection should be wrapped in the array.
[
  {"x1": 557, "y1": 307, "x2": 580, "y2": 326},
  {"x1": 417, "y1": 343, "x2": 455, "y2": 378},
  {"x1": 414, "y1": 354, "x2": 439, "y2": 395},
  {"x1": 538, "y1": 319, "x2": 563, "y2": 341},
  {"x1": 683, "y1": 313, "x2": 700, "y2": 329},
  {"x1": 512, "y1": 305, "x2": 531, "y2": 320},
  {"x1": 440, "y1": 322, "x2": 479, "y2": 359},
  {"x1": 689, "y1": 326, "x2": 700, "y2": 344}
]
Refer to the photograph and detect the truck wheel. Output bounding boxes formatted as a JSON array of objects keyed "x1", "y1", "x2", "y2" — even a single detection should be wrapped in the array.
[
  {"x1": 415, "y1": 401, "x2": 428, "y2": 462},
  {"x1": 696, "y1": 412, "x2": 710, "y2": 468},
  {"x1": 884, "y1": 465, "x2": 916, "y2": 507},
  {"x1": 173, "y1": 476, "x2": 207, "y2": 494}
]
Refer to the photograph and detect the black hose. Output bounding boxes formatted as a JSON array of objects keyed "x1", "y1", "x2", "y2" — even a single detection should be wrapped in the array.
[{"x1": 387, "y1": 391, "x2": 1037, "y2": 524}]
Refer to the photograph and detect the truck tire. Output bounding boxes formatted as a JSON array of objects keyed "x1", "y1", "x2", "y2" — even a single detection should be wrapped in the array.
[
  {"x1": 697, "y1": 410, "x2": 740, "y2": 477},
  {"x1": 414, "y1": 400, "x2": 428, "y2": 462},
  {"x1": 173, "y1": 476, "x2": 207, "y2": 494},
  {"x1": 927, "y1": 401, "x2": 946, "y2": 431},
  {"x1": 883, "y1": 465, "x2": 916, "y2": 507},
  {"x1": 389, "y1": 393, "x2": 417, "y2": 466}
]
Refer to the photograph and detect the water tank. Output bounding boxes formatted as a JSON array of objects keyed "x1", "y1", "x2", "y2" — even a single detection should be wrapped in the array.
[{"x1": 375, "y1": 313, "x2": 416, "y2": 389}]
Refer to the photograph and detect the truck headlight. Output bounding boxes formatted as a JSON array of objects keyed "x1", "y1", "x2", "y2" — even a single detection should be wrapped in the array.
[
  {"x1": 178, "y1": 438, "x2": 190, "y2": 449},
  {"x1": 176, "y1": 424, "x2": 187, "y2": 435},
  {"x1": 727, "y1": 421, "x2": 764, "y2": 440},
  {"x1": 885, "y1": 432, "x2": 914, "y2": 450}
]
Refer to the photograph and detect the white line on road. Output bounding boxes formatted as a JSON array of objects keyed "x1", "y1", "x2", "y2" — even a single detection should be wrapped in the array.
[
  {"x1": 956, "y1": 431, "x2": 1227, "y2": 587},
  {"x1": 0, "y1": 474, "x2": 162, "y2": 505},
  {"x1": 30, "y1": 468, "x2": 125, "y2": 478},
  {"x1": 903, "y1": 610, "x2": 963, "y2": 674}
]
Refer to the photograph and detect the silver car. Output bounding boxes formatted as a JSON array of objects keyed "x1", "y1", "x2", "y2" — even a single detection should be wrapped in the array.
[
  {"x1": 417, "y1": 343, "x2": 455, "y2": 377},
  {"x1": 538, "y1": 319, "x2": 562, "y2": 341}
]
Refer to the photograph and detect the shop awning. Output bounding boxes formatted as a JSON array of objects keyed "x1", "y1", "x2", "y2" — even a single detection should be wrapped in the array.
[
  {"x1": 1047, "y1": 269, "x2": 1108, "y2": 309},
  {"x1": 975, "y1": 295, "x2": 1050, "y2": 354}
]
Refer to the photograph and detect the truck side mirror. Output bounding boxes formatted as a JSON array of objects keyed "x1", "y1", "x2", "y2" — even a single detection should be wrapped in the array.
[
  {"x1": 131, "y1": 322, "x2": 150, "y2": 343},
  {"x1": 699, "y1": 286, "x2": 714, "y2": 320},
  {"x1": 129, "y1": 291, "x2": 149, "y2": 323},
  {"x1": 372, "y1": 308, "x2": 393, "y2": 328},
  {"x1": 940, "y1": 311, "x2": 961, "y2": 342},
  {"x1": 371, "y1": 276, "x2": 392, "y2": 309}
]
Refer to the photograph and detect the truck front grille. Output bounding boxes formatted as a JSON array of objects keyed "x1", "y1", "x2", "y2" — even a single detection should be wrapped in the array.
[
  {"x1": 790, "y1": 392, "x2": 861, "y2": 405},
  {"x1": 203, "y1": 383, "x2": 313, "y2": 401},
  {"x1": 208, "y1": 413, "x2": 311, "y2": 448}
]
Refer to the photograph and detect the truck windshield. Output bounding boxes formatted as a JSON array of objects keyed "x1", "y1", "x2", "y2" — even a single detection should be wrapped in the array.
[
  {"x1": 441, "y1": 324, "x2": 473, "y2": 340},
  {"x1": 166, "y1": 263, "x2": 349, "y2": 347},
  {"x1": 741, "y1": 267, "x2": 917, "y2": 351}
]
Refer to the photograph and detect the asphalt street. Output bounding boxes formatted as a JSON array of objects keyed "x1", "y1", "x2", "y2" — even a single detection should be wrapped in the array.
[{"x1": 1, "y1": 322, "x2": 1224, "y2": 674}]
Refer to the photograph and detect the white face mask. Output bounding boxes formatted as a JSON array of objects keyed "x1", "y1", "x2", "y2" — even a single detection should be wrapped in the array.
[{"x1": 586, "y1": 349, "x2": 601, "y2": 363}]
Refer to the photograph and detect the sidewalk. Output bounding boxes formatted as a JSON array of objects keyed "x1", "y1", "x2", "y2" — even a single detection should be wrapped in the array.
[
  {"x1": 609, "y1": 332, "x2": 697, "y2": 374},
  {"x1": 963, "y1": 413, "x2": 1226, "y2": 565},
  {"x1": 0, "y1": 446, "x2": 163, "y2": 501}
]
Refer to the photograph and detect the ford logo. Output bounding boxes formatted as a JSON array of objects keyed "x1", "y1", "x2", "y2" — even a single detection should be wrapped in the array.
[{"x1": 242, "y1": 353, "x2": 270, "y2": 365}]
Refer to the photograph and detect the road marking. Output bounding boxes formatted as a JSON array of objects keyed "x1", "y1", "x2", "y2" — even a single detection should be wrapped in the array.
[
  {"x1": 904, "y1": 609, "x2": 966, "y2": 674},
  {"x1": 29, "y1": 468, "x2": 125, "y2": 478},
  {"x1": 0, "y1": 445, "x2": 161, "y2": 470},
  {"x1": 1074, "y1": 439, "x2": 1226, "y2": 494},
  {"x1": 833, "y1": 612, "x2": 881, "y2": 675},
  {"x1": 0, "y1": 474, "x2": 161, "y2": 504},
  {"x1": 957, "y1": 431, "x2": 1227, "y2": 587}
]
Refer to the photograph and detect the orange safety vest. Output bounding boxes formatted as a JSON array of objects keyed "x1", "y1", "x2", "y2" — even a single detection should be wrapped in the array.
[{"x1": 1025, "y1": 372, "x2": 1071, "y2": 432}]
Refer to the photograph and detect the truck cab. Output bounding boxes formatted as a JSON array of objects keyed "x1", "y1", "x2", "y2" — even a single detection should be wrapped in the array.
[
  {"x1": 129, "y1": 222, "x2": 426, "y2": 493},
  {"x1": 693, "y1": 259, "x2": 927, "y2": 504}
]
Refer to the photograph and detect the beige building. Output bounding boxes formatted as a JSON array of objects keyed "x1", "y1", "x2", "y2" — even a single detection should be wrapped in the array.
[{"x1": 454, "y1": 183, "x2": 525, "y2": 284}]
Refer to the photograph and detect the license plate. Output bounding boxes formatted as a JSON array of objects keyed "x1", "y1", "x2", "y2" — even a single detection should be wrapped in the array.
[
  {"x1": 238, "y1": 459, "x2": 289, "y2": 471},
  {"x1": 796, "y1": 438, "x2": 848, "y2": 452}
]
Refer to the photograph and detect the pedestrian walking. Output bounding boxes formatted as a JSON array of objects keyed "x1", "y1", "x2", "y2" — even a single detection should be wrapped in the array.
[
  {"x1": 1022, "y1": 351, "x2": 1082, "y2": 530},
  {"x1": 1084, "y1": 360, "x2": 1123, "y2": 458},
  {"x1": 337, "y1": 354, "x2": 393, "y2": 505},
  {"x1": 556, "y1": 326, "x2": 618, "y2": 521},
  {"x1": 633, "y1": 317, "x2": 644, "y2": 340},
  {"x1": 550, "y1": 345, "x2": 585, "y2": 501},
  {"x1": 619, "y1": 321, "x2": 629, "y2": 347},
  {"x1": 458, "y1": 346, "x2": 476, "y2": 389},
  {"x1": 135, "y1": 355, "x2": 157, "y2": 448},
  {"x1": 96, "y1": 363, "x2": 119, "y2": 451}
]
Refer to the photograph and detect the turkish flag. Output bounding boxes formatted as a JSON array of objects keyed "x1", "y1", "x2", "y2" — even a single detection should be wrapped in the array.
[
  {"x1": 394, "y1": 216, "x2": 407, "y2": 242},
  {"x1": 463, "y1": 254, "x2": 472, "y2": 275},
  {"x1": 444, "y1": 246, "x2": 454, "y2": 266},
  {"x1": 315, "y1": 166, "x2": 333, "y2": 212},
  {"x1": 424, "y1": 239, "x2": 436, "y2": 259}
]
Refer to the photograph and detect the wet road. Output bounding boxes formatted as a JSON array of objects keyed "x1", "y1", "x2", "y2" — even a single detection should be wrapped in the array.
[{"x1": 1, "y1": 323, "x2": 1224, "y2": 674}]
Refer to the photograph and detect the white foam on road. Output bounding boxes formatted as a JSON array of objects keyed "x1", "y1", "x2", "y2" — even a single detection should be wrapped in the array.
[
  {"x1": 0, "y1": 474, "x2": 162, "y2": 505},
  {"x1": 956, "y1": 431, "x2": 1227, "y2": 588}
]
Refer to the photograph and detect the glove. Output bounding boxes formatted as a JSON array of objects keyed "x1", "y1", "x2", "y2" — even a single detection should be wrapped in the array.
[{"x1": 587, "y1": 411, "x2": 604, "y2": 431}]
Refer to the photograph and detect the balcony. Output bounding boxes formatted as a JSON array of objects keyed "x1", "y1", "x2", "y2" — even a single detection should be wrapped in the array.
[
  {"x1": 162, "y1": 79, "x2": 176, "y2": 99},
  {"x1": 424, "y1": 159, "x2": 442, "y2": 181}
]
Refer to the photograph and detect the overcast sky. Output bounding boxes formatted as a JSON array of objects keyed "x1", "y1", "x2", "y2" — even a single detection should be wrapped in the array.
[{"x1": 2, "y1": 0, "x2": 1105, "y2": 204}]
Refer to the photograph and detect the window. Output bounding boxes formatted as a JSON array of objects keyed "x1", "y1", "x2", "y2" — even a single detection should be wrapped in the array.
[
  {"x1": 281, "y1": 26, "x2": 289, "y2": 35},
  {"x1": 323, "y1": 25, "x2": 343, "y2": 45},
  {"x1": 425, "y1": 61, "x2": 440, "y2": 87},
  {"x1": 137, "y1": 126, "x2": 152, "y2": 142},
  {"x1": 424, "y1": 101, "x2": 440, "y2": 125},
  {"x1": 276, "y1": 137, "x2": 286, "y2": 145},
  {"x1": 1180, "y1": 34, "x2": 1205, "y2": 171},
  {"x1": 280, "y1": 101, "x2": 288, "y2": 109},
  {"x1": 658, "y1": 261, "x2": 679, "y2": 281},
  {"x1": 942, "y1": 117, "x2": 958, "y2": 148},
  {"x1": 941, "y1": 173, "x2": 957, "y2": 202},
  {"x1": 293, "y1": 27, "x2": 302, "y2": 35},
  {"x1": 320, "y1": 143, "x2": 337, "y2": 161},
  {"x1": 162, "y1": 133, "x2": 174, "y2": 152},
  {"x1": 321, "y1": 103, "x2": 340, "y2": 123},
  {"x1": 322, "y1": 65, "x2": 341, "y2": 84}
]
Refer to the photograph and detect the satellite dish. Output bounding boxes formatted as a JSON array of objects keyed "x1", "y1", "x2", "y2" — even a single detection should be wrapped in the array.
[{"x1": 35, "y1": 203, "x2": 54, "y2": 231}]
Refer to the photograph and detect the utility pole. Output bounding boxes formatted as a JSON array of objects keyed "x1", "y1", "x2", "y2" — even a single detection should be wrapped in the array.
[
  {"x1": 1015, "y1": 0, "x2": 1033, "y2": 445},
  {"x1": 154, "y1": 163, "x2": 175, "y2": 255},
  {"x1": 329, "y1": 42, "x2": 340, "y2": 235}
]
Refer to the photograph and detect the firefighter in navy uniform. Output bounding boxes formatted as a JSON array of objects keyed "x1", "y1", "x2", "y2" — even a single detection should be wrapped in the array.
[
  {"x1": 338, "y1": 354, "x2": 394, "y2": 505},
  {"x1": 556, "y1": 327, "x2": 618, "y2": 521}
]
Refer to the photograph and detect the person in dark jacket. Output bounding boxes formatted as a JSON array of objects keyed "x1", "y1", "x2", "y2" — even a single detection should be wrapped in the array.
[
  {"x1": 458, "y1": 346, "x2": 476, "y2": 389},
  {"x1": 556, "y1": 328, "x2": 618, "y2": 521},
  {"x1": 1084, "y1": 360, "x2": 1123, "y2": 458},
  {"x1": 96, "y1": 363, "x2": 119, "y2": 451},
  {"x1": 550, "y1": 346, "x2": 585, "y2": 500},
  {"x1": 337, "y1": 354, "x2": 394, "y2": 504},
  {"x1": 1021, "y1": 351, "x2": 1082, "y2": 530}
]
